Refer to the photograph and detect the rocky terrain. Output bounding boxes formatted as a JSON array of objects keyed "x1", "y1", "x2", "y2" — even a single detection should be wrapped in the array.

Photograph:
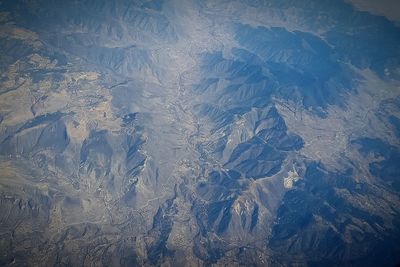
[{"x1": 0, "y1": 0, "x2": 400, "y2": 266}]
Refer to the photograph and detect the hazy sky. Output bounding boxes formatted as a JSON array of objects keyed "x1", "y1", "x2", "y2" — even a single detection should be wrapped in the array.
[{"x1": 348, "y1": 0, "x2": 400, "y2": 23}]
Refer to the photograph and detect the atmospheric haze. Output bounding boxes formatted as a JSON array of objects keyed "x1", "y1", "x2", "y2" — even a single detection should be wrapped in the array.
[{"x1": 0, "y1": 0, "x2": 400, "y2": 266}]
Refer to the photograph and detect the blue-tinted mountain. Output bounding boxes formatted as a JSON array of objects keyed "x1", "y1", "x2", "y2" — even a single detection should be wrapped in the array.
[{"x1": 0, "y1": 0, "x2": 400, "y2": 266}]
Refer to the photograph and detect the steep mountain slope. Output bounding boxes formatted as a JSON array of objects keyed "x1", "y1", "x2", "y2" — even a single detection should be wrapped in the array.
[{"x1": 0, "y1": 0, "x2": 400, "y2": 266}]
